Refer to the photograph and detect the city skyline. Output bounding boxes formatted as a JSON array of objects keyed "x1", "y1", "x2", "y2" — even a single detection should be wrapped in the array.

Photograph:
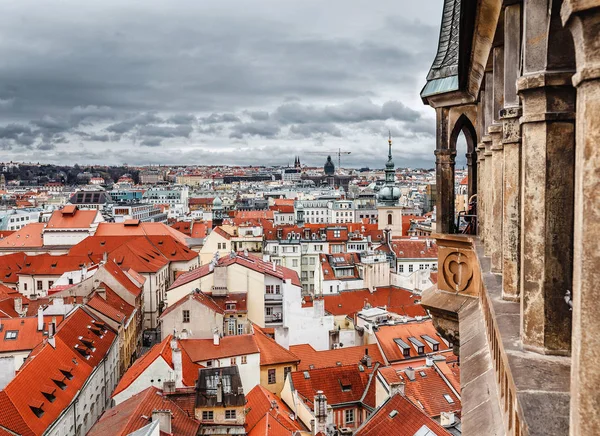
[{"x1": 0, "y1": 0, "x2": 448, "y2": 168}]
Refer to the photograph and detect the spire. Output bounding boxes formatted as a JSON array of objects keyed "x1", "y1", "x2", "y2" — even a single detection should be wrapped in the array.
[{"x1": 388, "y1": 130, "x2": 392, "y2": 161}]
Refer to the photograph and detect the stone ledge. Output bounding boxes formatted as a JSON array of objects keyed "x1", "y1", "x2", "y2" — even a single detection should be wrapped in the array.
[{"x1": 475, "y1": 239, "x2": 571, "y2": 436}]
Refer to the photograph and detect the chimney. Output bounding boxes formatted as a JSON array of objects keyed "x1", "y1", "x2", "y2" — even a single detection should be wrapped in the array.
[
  {"x1": 163, "y1": 380, "x2": 176, "y2": 394},
  {"x1": 13, "y1": 298, "x2": 22, "y2": 314},
  {"x1": 213, "y1": 329, "x2": 220, "y2": 346},
  {"x1": 313, "y1": 391, "x2": 328, "y2": 436},
  {"x1": 272, "y1": 261, "x2": 276, "y2": 272},
  {"x1": 102, "y1": 251, "x2": 108, "y2": 263},
  {"x1": 440, "y1": 411, "x2": 455, "y2": 427},
  {"x1": 152, "y1": 410, "x2": 172, "y2": 435},
  {"x1": 405, "y1": 367, "x2": 415, "y2": 381},
  {"x1": 425, "y1": 356, "x2": 434, "y2": 367},
  {"x1": 171, "y1": 346, "x2": 183, "y2": 388},
  {"x1": 37, "y1": 306, "x2": 44, "y2": 331},
  {"x1": 389, "y1": 381, "x2": 405, "y2": 397},
  {"x1": 362, "y1": 348, "x2": 372, "y2": 368}
]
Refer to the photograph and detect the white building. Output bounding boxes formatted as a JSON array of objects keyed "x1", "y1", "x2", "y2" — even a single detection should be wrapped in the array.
[
  {"x1": 0, "y1": 208, "x2": 42, "y2": 231},
  {"x1": 142, "y1": 186, "x2": 189, "y2": 218}
]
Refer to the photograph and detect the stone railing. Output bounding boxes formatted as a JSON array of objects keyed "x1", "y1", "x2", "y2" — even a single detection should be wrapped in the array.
[{"x1": 432, "y1": 233, "x2": 526, "y2": 436}]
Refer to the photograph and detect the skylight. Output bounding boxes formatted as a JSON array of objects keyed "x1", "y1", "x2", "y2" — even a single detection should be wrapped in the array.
[{"x1": 444, "y1": 394, "x2": 455, "y2": 404}]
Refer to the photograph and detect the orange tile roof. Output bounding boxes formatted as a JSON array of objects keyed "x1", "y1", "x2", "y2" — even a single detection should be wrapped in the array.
[
  {"x1": 88, "y1": 386, "x2": 200, "y2": 436},
  {"x1": 94, "y1": 222, "x2": 189, "y2": 244},
  {"x1": 87, "y1": 286, "x2": 134, "y2": 324},
  {"x1": 169, "y1": 252, "x2": 301, "y2": 290},
  {"x1": 374, "y1": 320, "x2": 449, "y2": 363},
  {"x1": 400, "y1": 366, "x2": 461, "y2": 418},
  {"x1": 252, "y1": 325, "x2": 299, "y2": 366},
  {"x1": 354, "y1": 394, "x2": 451, "y2": 436},
  {"x1": 320, "y1": 252, "x2": 361, "y2": 281},
  {"x1": 388, "y1": 239, "x2": 437, "y2": 259},
  {"x1": 290, "y1": 364, "x2": 376, "y2": 408},
  {"x1": 0, "y1": 307, "x2": 116, "y2": 435},
  {"x1": 245, "y1": 385, "x2": 306, "y2": 435},
  {"x1": 0, "y1": 223, "x2": 45, "y2": 249},
  {"x1": 17, "y1": 254, "x2": 91, "y2": 276},
  {"x1": 235, "y1": 210, "x2": 274, "y2": 220},
  {"x1": 46, "y1": 207, "x2": 99, "y2": 229},
  {"x1": 322, "y1": 287, "x2": 426, "y2": 318},
  {"x1": 179, "y1": 334, "x2": 259, "y2": 362},
  {"x1": 0, "y1": 315, "x2": 64, "y2": 352},
  {"x1": 290, "y1": 343, "x2": 384, "y2": 371},
  {"x1": 113, "y1": 335, "x2": 200, "y2": 397}
]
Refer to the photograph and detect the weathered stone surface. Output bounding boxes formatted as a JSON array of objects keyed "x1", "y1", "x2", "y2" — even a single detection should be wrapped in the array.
[
  {"x1": 489, "y1": 124, "x2": 504, "y2": 273},
  {"x1": 561, "y1": 5, "x2": 600, "y2": 435}
]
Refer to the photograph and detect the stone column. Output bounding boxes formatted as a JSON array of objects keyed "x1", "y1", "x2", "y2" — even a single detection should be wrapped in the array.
[
  {"x1": 518, "y1": 0, "x2": 576, "y2": 355},
  {"x1": 500, "y1": 107, "x2": 521, "y2": 300},
  {"x1": 489, "y1": 124, "x2": 503, "y2": 273},
  {"x1": 561, "y1": 4, "x2": 600, "y2": 435},
  {"x1": 482, "y1": 135, "x2": 493, "y2": 256},
  {"x1": 476, "y1": 143, "x2": 486, "y2": 240},
  {"x1": 435, "y1": 148, "x2": 456, "y2": 234},
  {"x1": 500, "y1": 2, "x2": 522, "y2": 300}
]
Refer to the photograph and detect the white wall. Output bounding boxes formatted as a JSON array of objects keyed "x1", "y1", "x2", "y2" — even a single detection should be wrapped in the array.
[{"x1": 113, "y1": 358, "x2": 173, "y2": 405}]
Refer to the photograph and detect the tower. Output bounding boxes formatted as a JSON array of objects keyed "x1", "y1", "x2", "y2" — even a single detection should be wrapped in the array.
[
  {"x1": 212, "y1": 196, "x2": 224, "y2": 229},
  {"x1": 377, "y1": 133, "x2": 403, "y2": 235}
]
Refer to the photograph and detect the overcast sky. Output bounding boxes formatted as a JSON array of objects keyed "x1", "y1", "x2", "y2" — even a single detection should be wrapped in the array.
[{"x1": 0, "y1": 0, "x2": 448, "y2": 168}]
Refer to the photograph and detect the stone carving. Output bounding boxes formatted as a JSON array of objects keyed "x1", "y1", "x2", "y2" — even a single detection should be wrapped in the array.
[
  {"x1": 442, "y1": 251, "x2": 474, "y2": 292},
  {"x1": 500, "y1": 106, "x2": 522, "y2": 144}
]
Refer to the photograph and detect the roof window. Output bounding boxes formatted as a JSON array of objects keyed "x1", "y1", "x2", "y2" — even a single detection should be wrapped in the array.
[
  {"x1": 52, "y1": 378, "x2": 67, "y2": 390},
  {"x1": 29, "y1": 400, "x2": 45, "y2": 418},
  {"x1": 339, "y1": 378, "x2": 352, "y2": 392},
  {"x1": 4, "y1": 330, "x2": 18, "y2": 340},
  {"x1": 444, "y1": 394, "x2": 455, "y2": 404}
]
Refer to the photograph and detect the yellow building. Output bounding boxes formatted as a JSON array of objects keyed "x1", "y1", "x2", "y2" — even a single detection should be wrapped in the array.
[{"x1": 253, "y1": 326, "x2": 299, "y2": 395}]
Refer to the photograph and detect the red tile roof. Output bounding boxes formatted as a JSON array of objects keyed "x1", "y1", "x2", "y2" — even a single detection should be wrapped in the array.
[
  {"x1": 94, "y1": 222, "x2": 189, "y2": 244},
  {"x1": 17, "y1": 254, "x2": 91, "y2": 276},
  {"x1": 0, "y1": 223, "x2": 45, "y2": 249},
  {"x1": 46, "y1": 207, "x2": 99, "y2": 229},
  {"x1": 290, "y1": 344, "x2": 384, "y2": 371},
  {"x1": 0, "y1": 315, "x2": 64, "y2": 352},
  {"x1": 113, "y1": 335, "x2": 200, "y2": 397},
  {"x1": 245, "y1": 385, "x2": 306, "y2": 435},
  {"x1": 88, "y1": 386, "x2": 200, "y2": 436},
  {"x1": 169, "y1": 252, "x2": 301, "y2": 290},
  {"x1": 400, "y1": 367, "x2": 461, "y2": 418},
  {"x1": 0, "y1": 253, "x2": 27, "y2": 284},
  {"x1": 320, "y1": 253, "x2": 361, "y2": 281},
  {"x1": 179, "y1": 334, "x2": 259, "y2": 362},
  {"x1": 388, "y1": 239, "x2": 437, "y2": 259},
  {"x1": 322, "y1": 287, "x2": 427, "y2": 318},
  {"x1": 0, "y1": 307, "x2": 116, "y2": 436},
  {"x1": 290, "y1": 364, "x2": 375, "y2": 408},
  {"x1": 87, "y1": 286, "x2": 134, "y2": 324},
  {"x1": 252, "y1": 325, "x2": 299, "y2": 366},
  {"x1": 374, "y1": 320, "x2": 449, "y2": 363},
  {"x1": 354, "y1": 394, "x2": 451, "y2": 436}
]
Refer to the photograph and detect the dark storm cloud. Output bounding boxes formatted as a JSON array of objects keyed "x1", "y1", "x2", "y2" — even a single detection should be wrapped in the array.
[
  {"x1": 289, "y1": 123, "x2": 343, "y2": 138},
  {"x1": 229, "y1": 121, "x2": 280, "y2": 139},
  {"x1": 138, "y1": 124, "x2": 193, "y2": 138},
  {"x1": 0, "y1": 0, "x2": 443, "y2": 165},
  {"x1": 140, "y1": 137, "x2": 163, "y2": 147},
  {"x1": 201, "y1": 113, "x2": 241, "y2": 124}
]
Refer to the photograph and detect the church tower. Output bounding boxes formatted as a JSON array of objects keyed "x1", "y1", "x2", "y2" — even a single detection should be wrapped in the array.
[
  {"x1": 212, "y1": 196, "x2": 224, "y2": 228},
  {"x1": 377, "y1": 133, "x2": 403, "y2": 235}
]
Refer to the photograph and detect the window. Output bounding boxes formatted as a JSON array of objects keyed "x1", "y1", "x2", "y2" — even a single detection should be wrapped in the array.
[
  {"x1": 202, "y1": 411, "x2": 214, "y2": 420},
  {"x1": 409, "y1": 265, "x2": 414, "y2": 273},
  {"x1": 284, "y1": 366, "x2": 292, "y2": 381},
  {"x1": 5, "y1": 331, "x2": 18, "y2": 340},
  {"x1": 225, "y1": 410, "x2": 236, "y2": 420},
  {"x1": 227, "y1": 318, "x2": 236, "y2": 335},
  {"x1": 292, "y1": 259, "x2": 298, "y2": 267},
  {"x1": 182, "y1": 310, "x2": 190, "y2": 323},
  {"x1": 266, "y1": 307, "x2": 273, "y2": 316},
  {"x1": 275, "y1": 285, "x2": 281, "y2": 294},
  {"x1": 345, "y1": 409, "x2": 355, "y2": 424},
  {"x1": 230, "y1": 357, "x2": 237, "y2": 365},
  {"x1": 48, "y1": 281, "x2": 54, "y2": 288},
  {"x1": 387, "y1": 213, "x2": 393, "y2": 225},
  {"x1": 37, "y1": 281, "x2": 43, "y2": 291},
  {"x1": 444, "y1": 394, "x2": 455, "y2": 404},
  {"x1": 399, "y1": 265, "x2": 404, "y2": 273},
  {"x1": 268, "y1": 369, "x2": 276, "y2": 384},
  {"x1": 24, "y1": 283, "x2": 27, "y2": 291},
  {"x1": 419, "y1": 264, "x2": 425, "y2": 270},
  {"x1": 334, "y1": 230, "x2": 341, "y2": 238},
  {"x1": 309, "y1": 257, "x2": 315, "y2": 265},
  {"x1": 241, "y1": 355, "x2": 247, "y2": 364},
  {"x1": 237, "y1": 323, "x2": 244, "y2": 335},
  {"x1": 226, "y1": 303, "x2": 236, "y2": 311}
]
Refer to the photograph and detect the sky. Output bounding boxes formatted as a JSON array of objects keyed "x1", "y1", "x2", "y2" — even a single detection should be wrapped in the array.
[{"x1": 0, "y1": 0, "x2": 450, "y2": 169}]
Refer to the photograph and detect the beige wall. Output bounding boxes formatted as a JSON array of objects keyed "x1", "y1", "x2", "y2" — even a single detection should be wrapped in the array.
[
  {"x1": 200, "y1": 232, "x2": 231, "y2": 265},
  {"x1": 260, "y1": 363, "x2": 297, "y2": 396},
  {"x1": 195, "y1": 405, "x2": 245, "y2": 426},
  {"x1": 160, "y1": 295, "x2": 224, "y2": 341}
]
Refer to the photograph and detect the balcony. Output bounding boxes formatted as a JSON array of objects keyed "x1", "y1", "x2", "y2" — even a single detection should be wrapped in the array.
[
  {"x1": 421, "y1": 234, "x2": 570, "y2": 436},
  {"x1": 264, "y1": 293, "x2": 283, "y2": 301},
  {"x1": 265, "y1": 312, "x2": 283, "y2": 325}
]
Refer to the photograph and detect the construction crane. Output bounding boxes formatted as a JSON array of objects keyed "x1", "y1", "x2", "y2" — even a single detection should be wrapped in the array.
[{"x1": 305, "y1": 148, "x2": 351, "y2": 173}]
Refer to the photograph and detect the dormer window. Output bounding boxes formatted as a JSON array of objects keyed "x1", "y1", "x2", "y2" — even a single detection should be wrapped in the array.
[
  {"x1": 41, "y1": 386, "x2": 56, "y2": 403},
  {"x1": 394, "y1": 338, "x2": 411, "y2": 358},
  {"x1": 339, "y1": 378, "x2": 352, "y2": 392},
  {"x1": 408, "y1": 337, "x2": 425, "y2": 355},
  {"x1": 29, "y1": 401, "x2": 45, "y2": 418},
  {"x1": 52, "y1": 378, "x2": 67, "y2": 390}
]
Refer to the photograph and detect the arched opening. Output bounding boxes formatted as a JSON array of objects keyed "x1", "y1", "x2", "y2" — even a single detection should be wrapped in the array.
[
  {"x1": 387, "y1": 213, "x2": 393, "y2": 226},
  {"x1": 449, "y1": 114, "x2": 478, "y2": 234}
]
